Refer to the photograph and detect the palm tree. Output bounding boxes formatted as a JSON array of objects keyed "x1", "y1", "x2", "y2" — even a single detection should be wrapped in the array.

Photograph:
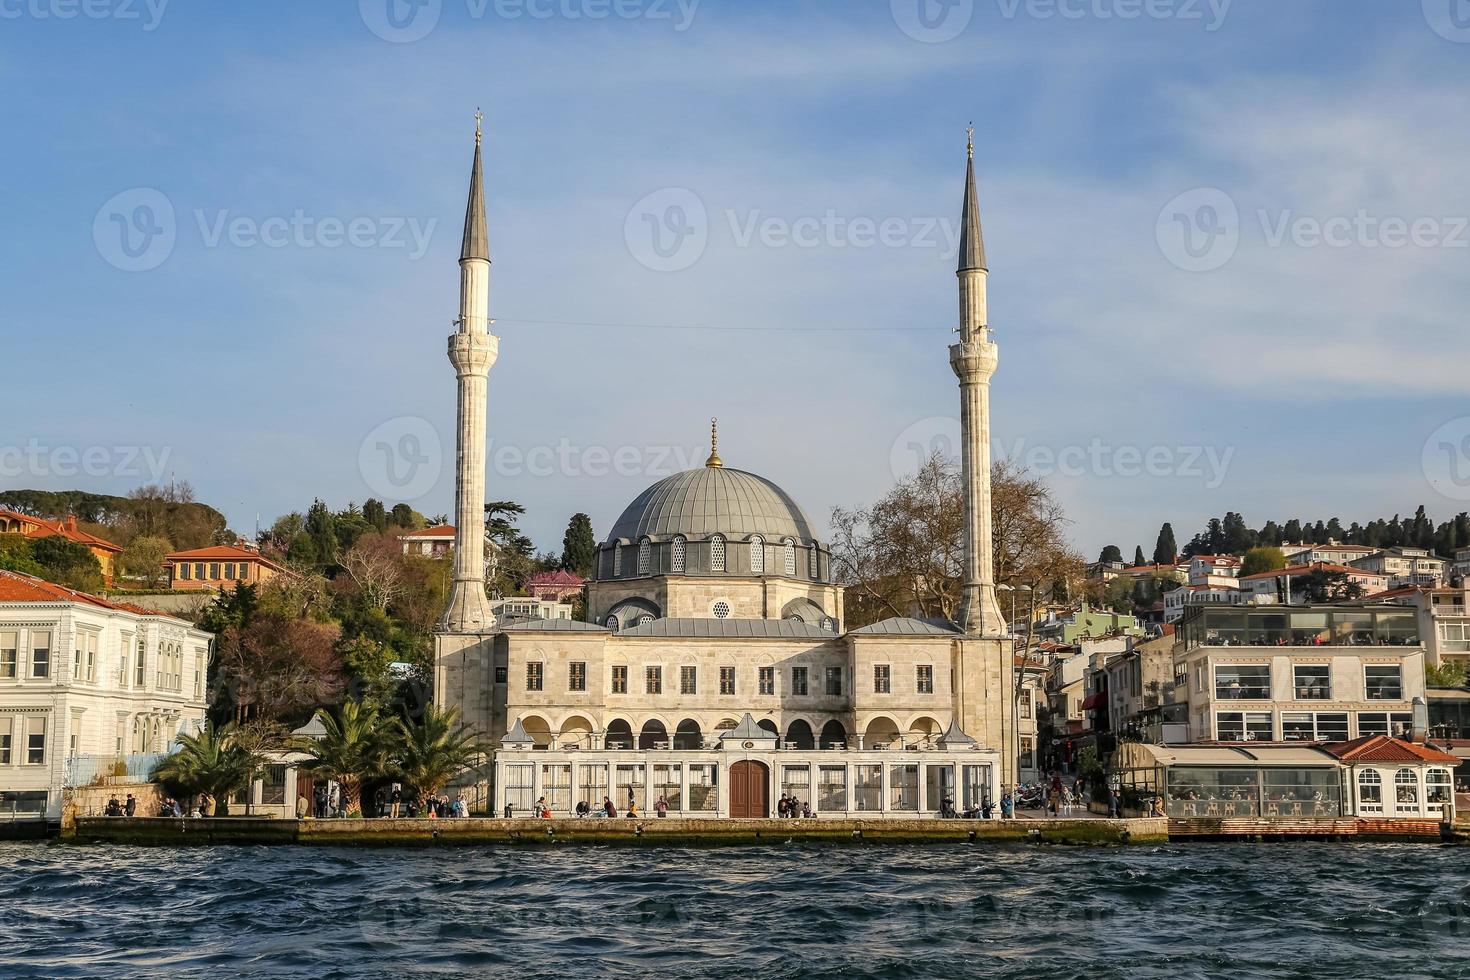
[
  {"x1": 391, "y1": 704, "x2": 490, "y2": 802},
  {"x1": 152, "y1": 724, "x2": 258, "y2": 815},
  {"x1": 293, "y1": 700, "x2": 389, "y2": 815}
]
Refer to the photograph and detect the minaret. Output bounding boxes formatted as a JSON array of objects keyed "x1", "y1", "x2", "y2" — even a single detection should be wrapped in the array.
[
  {"x1": 950, "y1": 126, "x2": 1006, "y2": 638},
  {"x1": 438, "y1": 111, "x2": 498, "y2": 634}
]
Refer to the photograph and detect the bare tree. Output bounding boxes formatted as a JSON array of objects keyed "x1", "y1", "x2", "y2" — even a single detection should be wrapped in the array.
[
  {"x1": 831, "y1": 452, "x2": 1082, "y2": 628},
  {"x1": 336, "y1": 533, "x2": 407, "y2": 612}
]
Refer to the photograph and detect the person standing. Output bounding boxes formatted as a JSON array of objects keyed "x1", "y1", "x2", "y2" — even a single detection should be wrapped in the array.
[
  {"x1": 123, "y1": 794, "x2": 137, "y2": 817},
  {"x1": 389, "y1": 785, "x2": 402, "y2": 819},
  {"x1": 603, "y1": 796, "x2": 616, "y2": 818},
  {"x1": 655, "y1": 795, "x2": 670, "y2": 818}
]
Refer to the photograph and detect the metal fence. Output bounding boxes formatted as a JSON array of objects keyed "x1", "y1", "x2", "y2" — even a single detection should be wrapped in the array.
[{"x1": 64, "y1": 753, "x2": 169, "y2": 787}]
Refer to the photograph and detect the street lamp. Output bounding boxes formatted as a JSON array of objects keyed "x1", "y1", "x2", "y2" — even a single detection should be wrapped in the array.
[{"x1": 998, "y1": 583, "x2": 1034, "y2": 794}]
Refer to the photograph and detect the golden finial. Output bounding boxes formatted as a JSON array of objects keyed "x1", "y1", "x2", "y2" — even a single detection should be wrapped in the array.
[
  {"x1": 967, "y1": 122, "x2": 974, "y2": 161},
  {"x1": 705, "y1": 417, "x2": 723, "y2": 468},
  {"x1": 475, "y1": 108, "x2": 483, "y2": 146}
]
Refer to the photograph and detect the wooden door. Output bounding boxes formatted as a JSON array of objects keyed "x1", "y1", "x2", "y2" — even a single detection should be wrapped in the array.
[{"x1": 729, "y1": 760, "x2": 769, "y2": 818}]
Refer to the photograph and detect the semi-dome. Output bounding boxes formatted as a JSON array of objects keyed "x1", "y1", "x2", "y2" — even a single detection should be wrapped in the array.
[{"x1": 606, "y1": 466, "x2": 816, "y2": 544}]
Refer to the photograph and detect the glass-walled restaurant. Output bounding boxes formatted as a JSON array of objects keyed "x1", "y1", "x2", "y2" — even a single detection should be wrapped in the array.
[
  {"x1": 1179, "y1": 607, "x2": 1420, "y2": 649},
  {"x1": 1114, "y1": 743, "x2": 1345, "y2": 818}
]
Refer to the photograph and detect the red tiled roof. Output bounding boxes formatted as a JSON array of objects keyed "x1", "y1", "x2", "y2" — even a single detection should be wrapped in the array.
[
  {"x1": 1239, "y1": 562, "x2": 1384, "y2": 582},
  {"x1": 0, "y1": 569, "x2": 191, "y2": 625},
  {"x1": 400, "y1": 524, "x2": 456, "y2": 538},
  {"x1": 0, "y1": 508, "x2": 122, "y2": 552},
  {"x1": 165, "y1": 544, "x2": 286, "y2": 572},
  {"x1": 1324, "y1": 735, "x2": 1458, "y2": 764}
]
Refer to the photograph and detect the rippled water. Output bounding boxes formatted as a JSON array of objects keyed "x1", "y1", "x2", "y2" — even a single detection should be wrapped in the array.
[{"x1": 1, "y1": 841, "x2": 1467, "y2": 979}]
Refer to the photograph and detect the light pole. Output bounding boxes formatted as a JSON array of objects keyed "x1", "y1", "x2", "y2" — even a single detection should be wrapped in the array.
[{"x1": 998, "y1": 583, "x2": 1033, "y2": 796}]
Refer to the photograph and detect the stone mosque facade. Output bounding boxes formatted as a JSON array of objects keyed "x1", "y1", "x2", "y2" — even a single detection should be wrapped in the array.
[{"x1": 434, "y1": 123, "x2": 1015, "y2": 818}]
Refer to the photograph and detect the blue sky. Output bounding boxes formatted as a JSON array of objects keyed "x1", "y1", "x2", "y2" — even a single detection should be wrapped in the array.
[{"x1": 4, "y1": 0, "x2": 1470, "y2": 558}]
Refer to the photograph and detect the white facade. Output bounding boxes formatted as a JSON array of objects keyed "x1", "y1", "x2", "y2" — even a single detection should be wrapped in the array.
[{"x1": 0, "y1": 573, "x2": 212, "y2": 820}]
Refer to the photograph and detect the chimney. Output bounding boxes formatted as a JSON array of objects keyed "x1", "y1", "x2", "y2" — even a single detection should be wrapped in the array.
[{"x1": 66, "y1": 515, "x2": 78, "y2": 532}]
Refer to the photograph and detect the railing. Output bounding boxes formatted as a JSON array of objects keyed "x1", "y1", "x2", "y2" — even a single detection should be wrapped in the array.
[{"x1": 64, "y1": 753, "x2": 169, "y2": 787}]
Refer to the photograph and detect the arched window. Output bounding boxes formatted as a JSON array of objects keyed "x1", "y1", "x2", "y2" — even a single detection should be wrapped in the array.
[
  {"x1": 1357, "y1": 768, "x2": 1382, "y2": 812},
  {"x1": 612, "y1": 543, "x2": 622, "y2": 577},
  {"x1": 637, "y1": 537, "x2": 651, "y2": 576},
  {"x1": 808, "y1": 541, "x2": 819, "y2": 579},
  {"x1": 710, "y1": 535, "x2": 726, "y2": 572},
  {"x1": 671, "y1": 536, "x2": 686, "y2": 573},
  {"x1": 635, "y1": 614, "x2": 654, "y2": 628},
  {"x1": 782, "y1": 538, "x2": 796, "y2": 576},
  {"x1": 1394, "y1": 768, "x2": 1419, "y2": 813},
  {"x1": 749, "y1": 536, "x2": 764, "y2": 574},
  {"x1": 1427, "y1": 768, "x2": 1453, "y2": 805},
  {"x1": 606, "y1": 614, "x2": 620, "y2": 632}
]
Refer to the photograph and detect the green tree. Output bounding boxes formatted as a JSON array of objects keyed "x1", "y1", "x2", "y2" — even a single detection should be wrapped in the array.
[
  {"x1": 0, "y1": 534, "x2": 43, "y2": 577},
  {"x1": 363, "y1": 498, "x2": 388, "y2": 532},
  {"x1": 1241, "y1": 546, "x2": 1287, "y2": 577},
  {"x1": 151, "y1": 724, "x2": 267, "y2": 816},
  {"x1": 1426, "y1": 661, "x2": 1468, "y2": 688},
  {"x1": 1295, "y1": 568, "x2": 1364, "y2": 603},
  {"x1": 292, "y1": 700, "x2": 391, "y2": 816},
  {"x1": 391, "y1": 704, "x2": 490, "y2": 802},
  {"x1": 304, "y1": 499, "x2": 337, "y2": 569},
  {"x1": 1098, "y1": 545, "x2": 1123, "y2": 565},
  {"x1": 30, "y1": 535, "x2": 103, "y2": 592},
  {"x1": 1152, "y1": 523, "x2": 1177, "y2": 565},
  {"x1": 560, "y1": 513, "x2": 596, "y2": 576},
  {"x1": 119, "y1": 535, "x2": 173, "y2": 588},
  {"x1": 1131, "y1": 545, "x2": 1146, "y2": 567}
]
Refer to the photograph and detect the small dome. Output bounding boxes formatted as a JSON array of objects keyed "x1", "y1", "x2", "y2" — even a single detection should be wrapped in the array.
[{"x1": 606, "y1": 467, "x2": 815, "y2": 543}]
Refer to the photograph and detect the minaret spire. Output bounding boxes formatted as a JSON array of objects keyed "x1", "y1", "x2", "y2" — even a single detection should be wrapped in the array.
[
  {"x1": 949, "y1": 126, "x2": 1005, "y2": 637},
  {"x1": 440, "y1": 113, "x2": 499, "y2": 634}
]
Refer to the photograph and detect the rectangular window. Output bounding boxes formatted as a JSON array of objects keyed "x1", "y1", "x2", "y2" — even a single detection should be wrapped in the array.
[
  {"x1": 616, "y1": 764, "x2": 646, "y2": 811},
  {"x1": 525, "y1": 662, "x2": 543, "y2": 692},
  {"x1": 194, "y1": 654, "x2": 204, "y2": 700},
  {"x1": 1214, "y1": 664, "x2": 1271, "y2": 700},
  {"x1": 194, "y1": 562, "x2": 205, "y2": 580},
  {"x1": 1282, "y1": 712, "x2": 1315, "y2": 741},
  {"x1": 1364, "y1": 665, "x2": 1403, "y2": 700},
  {"x1": 825, "y1": 666, "x2": 842, "y2": 696},
  {"x1": 223, "y1": 562, "x2": 235, "y2": 580},
  {"x1": 568, "y1": 661, "x2": 586, "y2": 692},
  {"x1": 646, "y1": 666, "x2": 662, "y2": 695},
  {"x1": 1019, "y1": 737, "x2": 1034, "y2": 769},
  {"x1": 209, "y1": 563, "x2": 220, "y2": 580},
  {"x1": 688, "y1": 764, "x2": 718, "y2": 811},
  {"x1": 74, "y1": 632, "x2": 97, "y2": 683},
  {"x1": 1292, "y1": 664, "x2": 1330, "y2": 700},
  {"x1": 238, "y1": 563, "x2": 250, "y2": 580},
  {"x1": 541, "y1": 764, "x2": 572, "y2": 814},
  {"x1": 818, "y1": 766, "x2": 847, "y2": 812},
  {"x1": 134, "y1": 638, "x2": 146, "y2": 688},
  {"x1": 759, "y1": 666, "x2": 775, "y2": 695},
  {"x1": 31, "y1": 631, "x2": 50, "y2": 679},
  {"x1": 25, "y1": 717, "x2": 46, "y2": 765},
  {"x1": 1216, "y1": 711, "x2": 1272, "y2": 742},
  {"x1": 0, "y1": 734, "x2": 10, "y2": 764},
  {"x1": 1020, "y1": 689, "x2": 1033, "y2": 719},
  {"x1": 781, "y1": 765, "x2": 811, "y2": 808},
  {"x1": 1315, "y1": 712, "x2": 1350, "y2": 741},
  {"x1": 791, "y1": 666, "x2": 808, "y2": 696},
  {"x1": 494, "y1": 665, "x2": 507, "y2": 685},
  {"x1": 654, "y1": 764, "x2": 681, "y2": 810},
  {"x1": 889, "y1": 763, "x2": 919, "y2": 811},
  {"x1": 680, "y1": 666, "x2": 697, "y2": 695},
  {"x1": 504, "y1": 764, "x2": 534, "y2": 817},
  {"x1": 0, "y1": 631, "x2": 16, "y2": 679},
  {"x1": 611, "y1": 665, "x2": 628, "y2": 695},
  {"x1": 578, "y1": 764, "x2": 609, "y2": 807},
  {"x1": 917, "y1": 664, "x2": 935, "y2": 695},
  {"x1": 262, "y1": 765, "x2": 288, "y2": 806},
  {"x1": 873, "y1": 664, "x2": 891, "y2": 694},
  {"x1": 854, "y1": 764, "x2": 882, "y2": 812},
  {"x1": 719, "y1": 666, "x2": 735, "y2": 696},
  {"x1": 177, "y1": 563, "x2": 190, "y2": 580}
]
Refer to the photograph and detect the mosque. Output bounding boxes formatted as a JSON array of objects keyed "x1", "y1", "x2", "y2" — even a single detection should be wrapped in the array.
[{"x1": 434, "y1": 116, "x2": 1015, "y2": 818}]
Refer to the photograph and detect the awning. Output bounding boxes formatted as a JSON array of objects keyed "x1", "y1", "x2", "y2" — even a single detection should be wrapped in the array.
[{"x1": 1080, "y1": 692, "x2": 1105, "y2": 711}]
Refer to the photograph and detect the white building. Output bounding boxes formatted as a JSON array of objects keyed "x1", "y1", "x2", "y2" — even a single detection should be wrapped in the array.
[
  {"x1": 1236, "y1": 562, "x2": 1389, "y2": 602},
  {"x1": 1187, "y1": 555, "x2": 1241, "y2": 588},
  {"x1": 1350, "y1": 548, "x2": 1447, "y2": 589},
  {"x1": 1163, "y1": 583, "x2": 1241, "y2": 624},
  {"x1": 1171, "y1": 603, "x2": 1425, "y2": 744},
  {"x1": 0, "y1": 570, "x2": 212, "y2": 821}
]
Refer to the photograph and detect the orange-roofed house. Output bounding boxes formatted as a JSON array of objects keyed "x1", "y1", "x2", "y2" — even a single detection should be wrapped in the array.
[
  {"x1": 527, "y1": 569, "x2": 585, "y2": 602},
  {"x1": 1325, "y1": 735, "x2": 1459, "y2": 820},
  {"x1": 398, "y1": 524, "x2": 457, "y2": 559},
  {"x1": 164, "y1": 544, "x2": 287, "y2": 591},
  {"x1": 0, "y1": 509, "x2": 124, "y2": 586}
]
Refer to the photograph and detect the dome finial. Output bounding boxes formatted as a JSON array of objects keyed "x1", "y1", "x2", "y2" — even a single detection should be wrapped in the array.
[
  {"x1": 475, "y1": 107, "x2": 483, "y2": 146},
  {"x1": 967, "y1": 122, "x2": 974, "y2": 160},
  {"x1": 706, "y1": 417, "x2": 723, "y2": 468}
]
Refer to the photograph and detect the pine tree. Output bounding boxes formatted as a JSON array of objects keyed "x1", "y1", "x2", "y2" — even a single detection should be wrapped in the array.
[
  {"x1": 559, "y1": 513, "x2": 596, "y2": 577},
  {"x1": 304, "y1": 499, "x2": 337, "y2": 569},
  {"x1": 1132, "y1": 545, "x2": 1146, "y2": 567},
  {"x1": 1153, "y1": 523, "x2": 1178, "y2": 565},
  {"x1": 363, "y1": 499, "x2": 387, "y2": 532},
  {"x1": 1283, "y1": 519, "x2": 1303, "y2": 544}
]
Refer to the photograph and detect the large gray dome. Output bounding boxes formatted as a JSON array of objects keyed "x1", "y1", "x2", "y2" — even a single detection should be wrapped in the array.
[{"x1": 606, "y1": 467, "x2": 816, "y2": 543}]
